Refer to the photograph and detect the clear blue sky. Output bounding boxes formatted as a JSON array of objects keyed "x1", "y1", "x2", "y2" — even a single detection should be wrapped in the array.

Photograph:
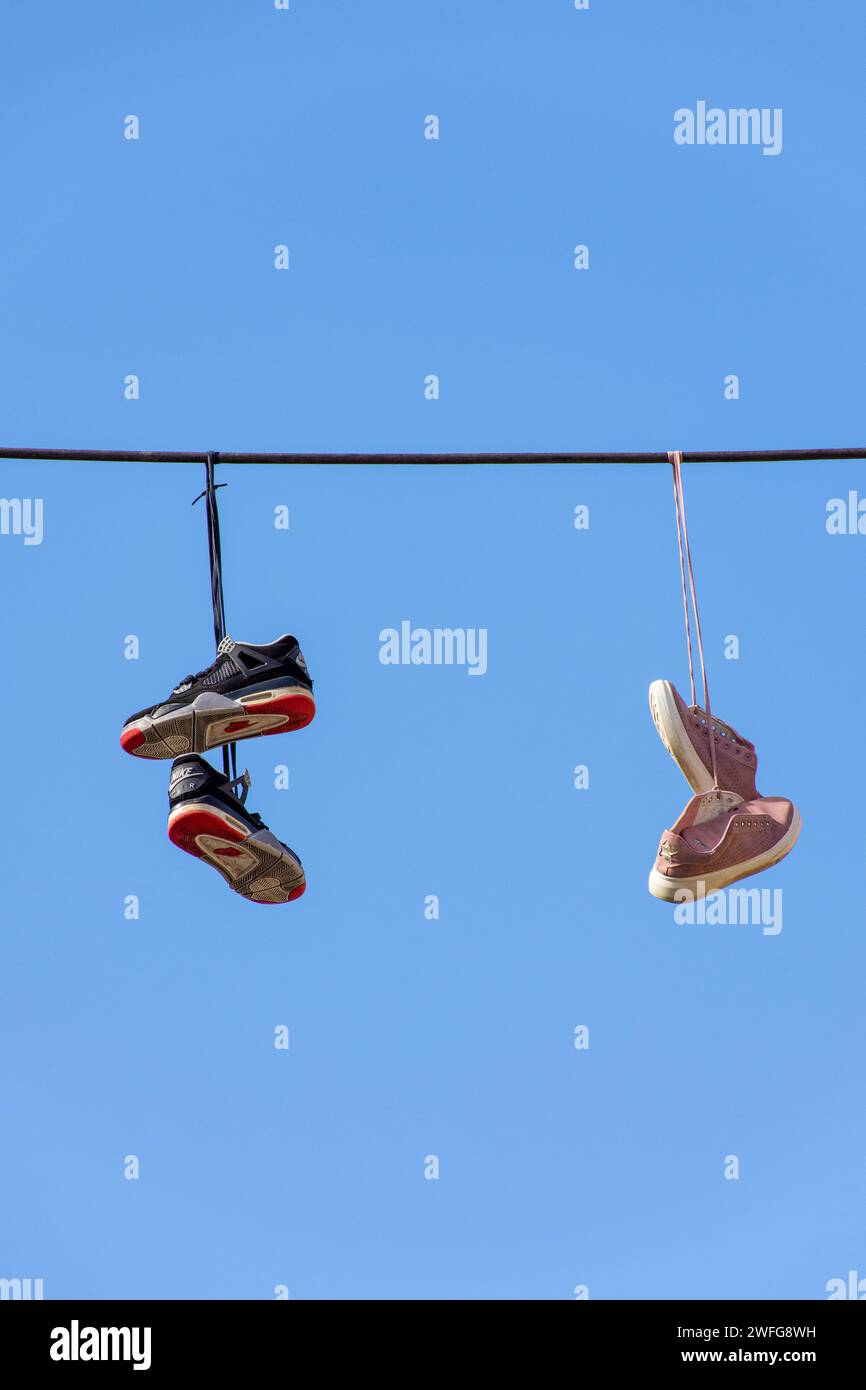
[{"x1": 1, "y1": 1, "x2": 864, "y2": 1300}]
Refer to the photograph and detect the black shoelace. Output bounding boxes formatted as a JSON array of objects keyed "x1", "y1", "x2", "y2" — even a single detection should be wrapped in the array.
[
  {"x1": 171, "y1": 637, "x2": 234, "y2": 695},
  {"x1": 192, "y1": 453, "x2": 237, "y2": 782}
]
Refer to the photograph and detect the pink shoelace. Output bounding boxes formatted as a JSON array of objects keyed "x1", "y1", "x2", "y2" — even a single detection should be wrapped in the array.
[{"x1": 669, "y1": 450, "x2": 719, "y2": 792}]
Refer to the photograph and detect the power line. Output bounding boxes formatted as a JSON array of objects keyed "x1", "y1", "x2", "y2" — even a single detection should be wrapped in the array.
[{"x1": 0, "y1": 446, "x2": 864, "y2": 466}]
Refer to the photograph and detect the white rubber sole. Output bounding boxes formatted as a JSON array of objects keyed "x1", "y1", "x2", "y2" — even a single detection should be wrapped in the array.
[
  {"x1": 648, "y1": 806, "x2": 802, "y2": 902},
  {"x1": 122, "y1": 685, "x2": 315, "y2": 760},
  {"x1": 648, "y1": 678, "x2": 713, "y2": 793}
]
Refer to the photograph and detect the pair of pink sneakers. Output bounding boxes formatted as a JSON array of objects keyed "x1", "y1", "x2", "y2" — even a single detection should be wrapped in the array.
[{"x1": 647, "y1": 679, "x2": 801, "y2": 902}]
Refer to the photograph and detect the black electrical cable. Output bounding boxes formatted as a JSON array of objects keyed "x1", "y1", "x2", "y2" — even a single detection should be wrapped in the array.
[{"x1": 1, "y1": 446, "x2": 865, "y2": 466}]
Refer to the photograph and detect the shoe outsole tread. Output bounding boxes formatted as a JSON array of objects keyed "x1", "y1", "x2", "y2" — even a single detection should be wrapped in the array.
[{"x1": 168, "y1": 803, "x2": 306, "y2": 905}]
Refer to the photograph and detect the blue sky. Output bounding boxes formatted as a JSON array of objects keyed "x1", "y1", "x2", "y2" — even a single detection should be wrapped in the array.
[{"x1": 1, "y1": 1, "x2": 864, "y2": 1299}]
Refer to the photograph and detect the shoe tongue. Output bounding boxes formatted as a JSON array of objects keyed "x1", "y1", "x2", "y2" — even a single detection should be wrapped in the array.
[
  {"x1": 691, "y1": 789, "x2": 742, "y2": 825},
  {"x1": 217, "y1": 635, "x2": 236, "y2": 655}
]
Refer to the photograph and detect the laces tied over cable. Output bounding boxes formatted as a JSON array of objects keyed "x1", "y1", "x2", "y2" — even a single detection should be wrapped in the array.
[{"x1": 669, "y1": 450, "x2": 719, "y2": 794}]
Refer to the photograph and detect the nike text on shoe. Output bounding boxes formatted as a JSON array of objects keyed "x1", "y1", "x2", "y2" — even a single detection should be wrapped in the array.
[
  {"x1": 648, "y1": 790, "x2": 801, "y2": 902},
  {"x1": 121, "y1": 635, "x2": 315, "y2": 759},
  {"x1": 167, "y1": 755, "x2": 306, "y2": 904},
  {"x1": 649, "y1": 678, "x2": 760, "y2": 800}
]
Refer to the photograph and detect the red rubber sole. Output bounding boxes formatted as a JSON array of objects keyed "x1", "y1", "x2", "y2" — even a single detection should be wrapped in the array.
[
  {"x1": 167, "y1": 804, "x2": 306, "y2": 903},
  {"x1": 240, "y1": 688, "x2": 316, "y2": 733},
  {"x1": 120, "y1": 687, "x2": 315, "y2": 757},
  {"x1": 120, "y1": 726, "x2": 146, "y2": 753},
  {"x1": 168, "y1": 805, "x2": 245, "y2": 858}
]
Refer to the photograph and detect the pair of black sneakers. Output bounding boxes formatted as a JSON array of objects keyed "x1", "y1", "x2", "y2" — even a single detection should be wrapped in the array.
[{"x1": 121, "y1": 635, "x2": 315, "y2": 904}]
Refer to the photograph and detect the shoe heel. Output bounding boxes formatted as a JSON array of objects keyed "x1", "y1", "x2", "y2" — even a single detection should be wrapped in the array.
[
  {"x1": 167, "y1": 804, "x2": 248, "y2": 858},
  {"x1": 239, "y1": 685, "x2": 316, "y2": 733}
]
